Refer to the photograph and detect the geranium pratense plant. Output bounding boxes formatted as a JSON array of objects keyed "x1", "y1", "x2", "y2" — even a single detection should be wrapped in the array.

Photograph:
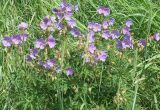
[
  {"x1": 1, "y1": 1, "x2": 160, "y2": 77},
  {"x1": 1, "y1": 3, "x2": 160, "y2": 109},
  {"x1": 25, "y1": 1, "x2": 82, "y2": 76}
]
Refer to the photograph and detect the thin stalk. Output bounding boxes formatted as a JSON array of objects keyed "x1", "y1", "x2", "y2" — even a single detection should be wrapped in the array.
[
  {"x1": 132, "y1": 83, "x2": 139, "y2": 110},
  {"x1": 98, "y1": 63, "x2": 104, "y2": 101},
  {"x1": 58, "y1": 34, "x2": 67, "y2": 110},
  {"x1": 132, "y1": 48, "x2": 138, "y2": 110},
  {"x1": 140, "y1": 3, "x2": 152, "y2": 78},
  {"x1": 154, "y1": 94, "x2": 159, "y2": 110},
  {"x1": 44, "y1": 48, "x2": 48, "y2": 60},
  {"x1": 132, "y1": 5, "x2": 152, "y2": 109},
  {"x1": 116, "y1": 78, "x2": 121, "y2": 110}
]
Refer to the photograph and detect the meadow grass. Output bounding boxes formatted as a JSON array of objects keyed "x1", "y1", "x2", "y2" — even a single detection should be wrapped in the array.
[{"x1": 0, "y1": 0, "x2": 160, "y2": 110}]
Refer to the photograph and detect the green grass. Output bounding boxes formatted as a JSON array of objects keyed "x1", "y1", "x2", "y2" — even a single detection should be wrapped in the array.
[{"x1": 0, "y1": 0, "x2": 160, "y2": 110}]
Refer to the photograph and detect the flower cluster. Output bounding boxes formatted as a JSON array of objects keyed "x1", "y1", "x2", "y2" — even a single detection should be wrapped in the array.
[
  {"x1": 2, "y1": 22, "x2": 28, "y2": 47},
  {"x1": 26, "y1": 1, "x2": 81, "y2": 76},
  {"x1": 97, "y1": 6, "x2": 110, "y2": 16},
  {"x1": 39, "y1": 59, "x2": 57, "y2": 70},
  {"x1": 54, "y1": 2, "x2": 82, "y2": 37},
  {"x1": 82, "y1": 7, "x2": 118, "y2": 64},
  {"x1": 83, "y1": 42, "x2": 108, "y2": 64},
  {"x1": 1, "y1": 1, "x2": 160, "y2": 77},
  {"x1": 39, "y1": 1, "x2": 81, "y2": 38},
  {"x1": 116, "y1": 20, "x2": 134, "y2": 49},
  {"x1": 35, "y1": 35, "x2": 56, "y2": 49}
]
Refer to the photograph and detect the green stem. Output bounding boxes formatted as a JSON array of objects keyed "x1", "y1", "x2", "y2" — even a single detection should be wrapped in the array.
[
  {"x1": 98, "y1": 63, "x2": 104, "y2": 101},
  {"x1": 116, "y1": 78, "x2": 121, "y2": 110},
  {"x1": 132, "y1": 48, "x2": 138, "y2": 110},
  {"x1": 132, "y1": 83, "x2": 139, "y2": 110},
  {"x1": 154, "y1": 94, "x2": 159, "y2": 110},
  {"x1": 58, "y1": 36, "x2": 67, "y2": 110}
]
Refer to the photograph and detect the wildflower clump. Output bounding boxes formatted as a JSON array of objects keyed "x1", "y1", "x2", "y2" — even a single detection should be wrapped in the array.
[
  {"x1": 1, "y1": 1, "x2": 160, "y2": 78},
  {"x1": 2, "y1": 22, "x2": 29, "y2": 47},
  {"x1": 25, "y1": 1, "x2": 82, "y2": 76}
]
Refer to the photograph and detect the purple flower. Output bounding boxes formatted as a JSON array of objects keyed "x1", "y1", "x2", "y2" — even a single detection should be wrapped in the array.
[
  {"x1": 46, "y1": 59, "x2": 56, "y2": 68},
  {"x1": 122, "y1": 26, "x2": 130, "y2": 36},
  {"x1": 102, "y1": 21, "x2": 109, "y2": 29},
  {"x1": 154, "y1": 33, "x2": 160, "y2": 41},
  {"x1": 138, "y1": 39, "x2": 146, "y2": 47},
  {"x1": 126, "y1": 20, "x2": 133, "y2": 27},
  {"x1": 43, "y1": 63, "x2": 50, "y2": 69},
  {"x1": 54, "y1": 22, "x2": 63, "y2": 30},
  {"x1": 93, "y1": 23, "x2": 101, "y2": 32},
  {"x1": 64, "y1": 12, "x2": 73, "y2": 20},
  {"x1": 26, "y1": 48, "x2": 38, "y2": 61},
  {"x1": 30, "y1": 49, "x2": 38, "y2": 57},
  {"x1": 88, "y1": 22, "x2": 101, "y2": 32},
  {"x1": 26, "y1": 55, "x2": 33, "y2": 61},
  {"x1": 39, "y1": 60, "x2": 55, "y2": 70},
  {"x1": 88, "y1": 43, "x2": 96, "y2": 54},
  {"x1": 60, "y1": 2, "x2": 67, "y2": 9},
  {"x1": 28, "y1": 48, "x2": 38, "y2": 60},
  {"x1": 108, "y1": 18, "x2": 115, "y2": 26},
  {"x1": 67, "y1": 19, "x2": 76, "y2": 28},
  {"x1": 20, "y1": 34, "x2": 28, "y2": 41},
  {"x1": 60, "y1": 2, "x2": 73, "y2": 12},
  {"x1": 18, "y1": 22, "x2": 28, "y2": 30},
  {"x1": 111, "y1": 30, "x2": 120, "y2": 39},
  {"x1": 43, "y1": 16, "x2": 52, "y2": 25},
  {"x1": 52, "y1": 4, "x2": 64, "y2": 18},
  {"x1": 102, "y1": 30, "x2": 111, "y2": 40},
  {"x1": 97, "y1": 6, "x2": 110, "y2": 16},
  {"x1": 65, "y1": 4, "x2": 72, "y2": 12},
  {"x1": 70, "y1": 27, "x2": 81, "y2": 37},
  {"x1": 40, "y1": 16, "x2": 52, "y2": 30},
  {"x1": 2, "y1": 36, "x2": 12, "y2": 47},
  {"x1": 87, "y1": 31, "x2": 95, "y2": 43},
  {"x1": 65, "y1": 68, "x2": 74, "y2": 76},
  {"x1": 88, "y1": 22, "x2": 94, "y2": 29},
  {"x1": 11, "y1": 35, "x2": 22, "y2": 45},
  {"x1": 56, "y1": 12, "x2": 63, "y2": 20},
  {"x1": 116, "y1": 40, "x2": 123, "y2": 49},
  {"x1": 47, "y1": 35, "x2": 56, "y2": 48},
  {"x1": 97, "y1": 51, "x2": 108, "y2": 62},
  {"x1": 122, "y1": 35, "x2": 133, "y2": 49},
  {"x1": 35, "y1": 38, "x2": 45, "y2": 49},
  {"x1": 52, "y1": 8, "x2": 64, "y2": 20},
  {"x1": 30, "y1": 48, "x2": 38, "y2": 56},
  {"x1": 74, "y1": 4, "x2": 79, "y2": 11}
]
